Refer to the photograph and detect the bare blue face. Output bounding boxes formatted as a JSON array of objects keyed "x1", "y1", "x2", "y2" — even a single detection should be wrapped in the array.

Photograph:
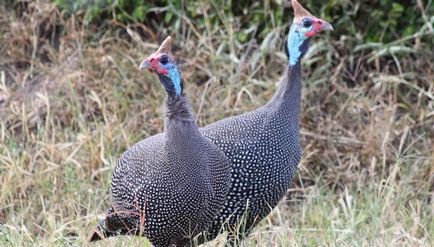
[
  {"x1": 287, "y1": 16, "x2": 333, "y2": 66},
  {"x1": 287, "y1": 18, "x2": 313, "y2": 66}
]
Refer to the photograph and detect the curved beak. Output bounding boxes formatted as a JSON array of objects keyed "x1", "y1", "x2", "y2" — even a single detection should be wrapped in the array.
[
  {"x1": 319, "y1": 20, "x2": 333, "y2": 32},
  {"x1": 139, "y1": 58, "x2": 151, "y2": 70}
]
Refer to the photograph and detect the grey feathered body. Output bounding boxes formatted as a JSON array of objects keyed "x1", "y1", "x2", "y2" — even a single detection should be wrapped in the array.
[
  {"x1": 104, "y1": 96, "x2": 231, "y2": 247},
  {"x1": 199, "y1": 62, "x2": 303, "y2": 242}
]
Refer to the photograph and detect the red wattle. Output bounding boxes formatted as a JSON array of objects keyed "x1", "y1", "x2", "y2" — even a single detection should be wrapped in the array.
[
  {"x1": 156, "y1": 67, "x2": 169, "y2": 75},
  {"x1": 304, "y1": 31, "x2": 316, "y2": 37},
  {"x1": 304, "y1": 19, "x2": 324, "y2": 37},
  {"x1": 149, "y1": 58, "x2": 169, "y2": 75}
]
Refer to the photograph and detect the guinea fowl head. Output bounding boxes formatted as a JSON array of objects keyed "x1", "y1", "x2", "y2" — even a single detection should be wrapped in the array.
[
  {"x1": 139, "y1": 36, "x2": 182, "y2": 96},
  {"x1": 286, "y1": 0, "x2": 333, "y2": 65}
]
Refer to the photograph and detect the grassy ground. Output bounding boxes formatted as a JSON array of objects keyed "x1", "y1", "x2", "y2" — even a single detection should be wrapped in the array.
[{"x1": 1, "y1": 1, "x2": 433, "y2": 246}]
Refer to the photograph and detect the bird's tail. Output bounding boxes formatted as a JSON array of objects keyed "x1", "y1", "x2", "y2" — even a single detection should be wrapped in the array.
[
  {"x1": 88, "y1": 208, "x2": 141, "y2": 242},
  {"x1": 88, "y1": 218, "x2": 112, "y2": 242}
]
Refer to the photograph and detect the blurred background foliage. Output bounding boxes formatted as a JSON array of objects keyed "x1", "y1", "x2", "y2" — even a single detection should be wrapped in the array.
[{"x1": 50, "y1": 0, "x2": 432, "y2": 43}]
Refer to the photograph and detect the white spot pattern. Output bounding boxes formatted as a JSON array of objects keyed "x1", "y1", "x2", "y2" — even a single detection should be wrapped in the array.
[
  {"x1": 198, "y1": 64, "x2": 304, "y2": 243},
  {"x1": 104, "y1": 95, "x2": 231, "y2": 247}
]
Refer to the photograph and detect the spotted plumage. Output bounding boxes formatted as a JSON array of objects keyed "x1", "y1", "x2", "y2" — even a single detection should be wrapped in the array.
[
  {"x1": 90, "y1": 37, "x2": 231, "y2": 247},
  {"x1": 198, "y1": 64, "x2": 303, "y2": 244},
  {"x1": 197, "y1": 0, "x2": 333, "y2": 244}
]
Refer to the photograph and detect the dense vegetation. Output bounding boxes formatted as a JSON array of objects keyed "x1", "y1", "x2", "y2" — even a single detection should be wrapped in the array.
[
  {"x1": 0, "y1": 0, "x2": 433, "y2": 246},
  {"x1": 52, "y1": 0, "x2": 428, "y2": 43}
]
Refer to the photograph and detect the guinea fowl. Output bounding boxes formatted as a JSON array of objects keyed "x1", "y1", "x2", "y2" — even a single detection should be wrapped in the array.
[
  {"x1": 89, "y1": 36, "x2": 231, "y2": 247},
  {"x1": 198, "y1": 0, "x2": 333, "y2": 244}
]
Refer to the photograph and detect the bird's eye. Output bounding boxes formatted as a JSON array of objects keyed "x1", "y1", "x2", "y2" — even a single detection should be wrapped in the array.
[
  {"x1": 302, "y1": 19, "x2": 312, "y2": 28},
  {"x1": 160, "y1": 55, "x2": 169, "y2": 65}
]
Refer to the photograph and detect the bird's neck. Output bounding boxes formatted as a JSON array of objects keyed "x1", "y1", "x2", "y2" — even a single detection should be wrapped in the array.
[
  {"x1": 267, "y1": 62, "x2": 302, "y2": 118},
  {"x1": 163, "y1": 94, "x2": 196, "y2": 131},
  {"x1": 266, "y1": 35, "x2": 309, "y2": 118},
  {"x1": 163, "y1": 94, "x2": 203, "y2": 168}
]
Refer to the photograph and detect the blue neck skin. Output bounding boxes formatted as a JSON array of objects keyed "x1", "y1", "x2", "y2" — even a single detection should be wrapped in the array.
[
  {"x1": 286, "y1": 24, "x2": 309, "y2": 67},
  {"x1": 168, "y1": 65, "x2": 182, "y2": 96},
  {"x1": 267, "y1": 24, "x2": 310, "y2": 113},
  {"x1": 158, "y1": 64, "x2": 183, "y2": 97}
]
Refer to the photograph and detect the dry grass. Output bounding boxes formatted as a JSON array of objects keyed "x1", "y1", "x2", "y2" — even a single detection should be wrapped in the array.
[{"x1": 0, "y1": 1, "x2": 433, "y2": 246}]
